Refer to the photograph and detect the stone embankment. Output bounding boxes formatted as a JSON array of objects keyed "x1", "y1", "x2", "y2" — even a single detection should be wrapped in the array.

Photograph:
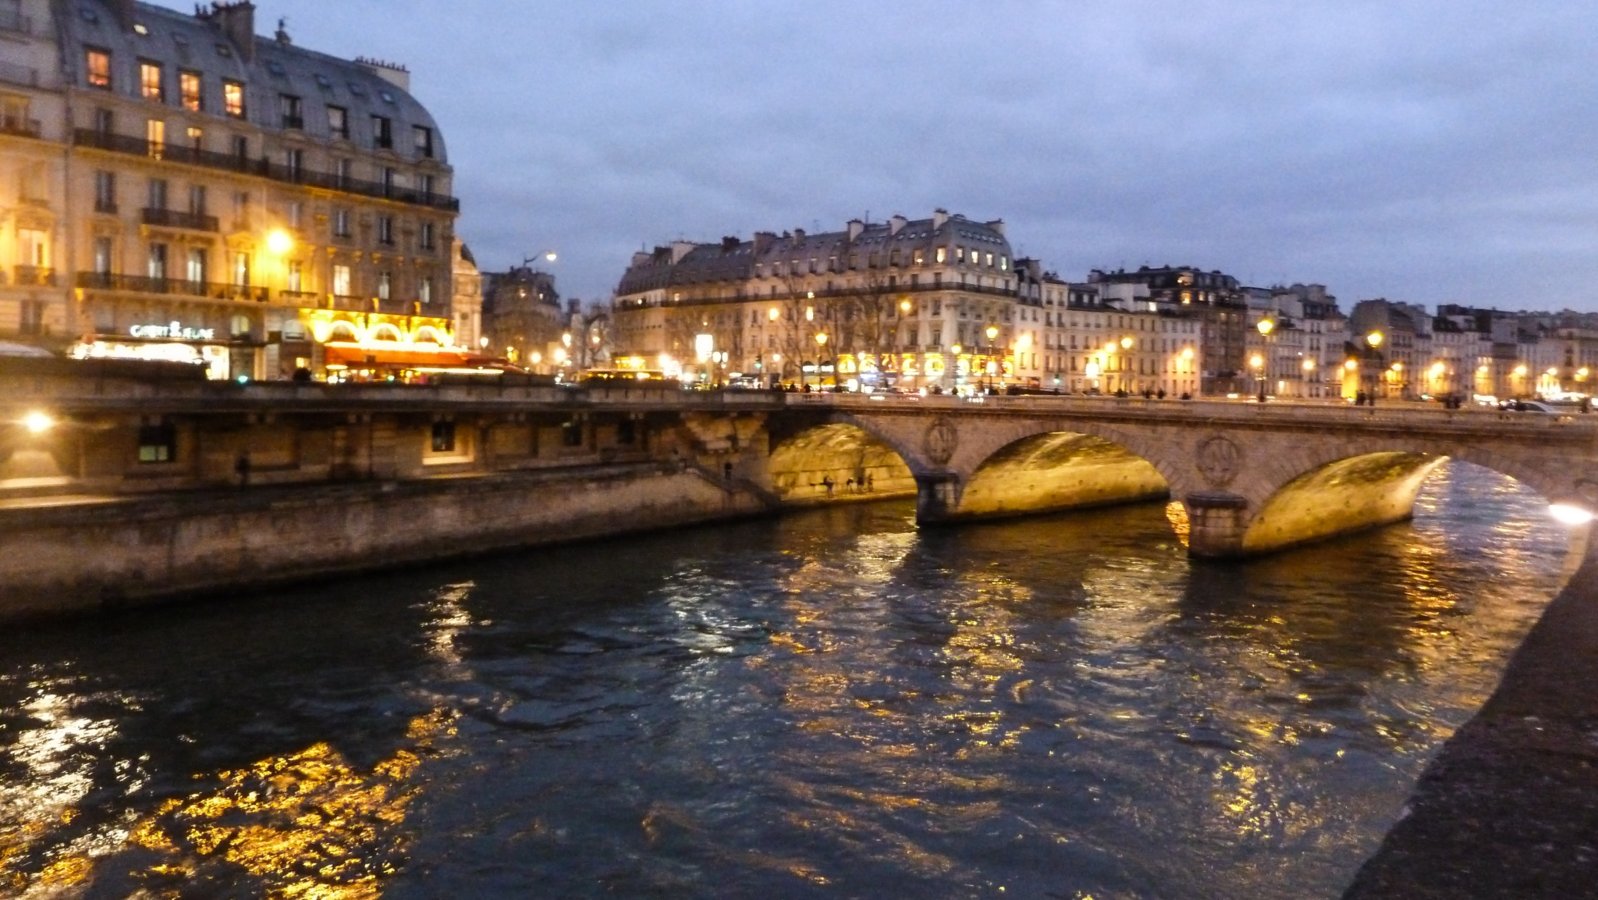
[
  {"x1": 0, "y1": 463, "x2": 768, "y2": 623},
  {"x1": 1344, "y1": 530, "x2": 1598, "y2": 898}
]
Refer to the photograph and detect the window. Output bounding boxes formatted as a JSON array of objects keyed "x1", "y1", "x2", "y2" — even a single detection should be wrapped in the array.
[
  {"x1": 231, "y1": 250, "x2": 249, "y2": 287},
  {"x1": 288, "y1": 200, "x2": 303, "y2": 229},
  {"x1": 232, "y1": 190, "x2": 249, "y2": 223},
  {"x1": 180, "y1": 70, "x2": 202, "y2": 110},
  {"x1": 334, "y1": 157, "x2": 352, "y2": 187},
  {"x1": 19, "y1": 300, "x2": 43, "y2": 336},
  {"x1": 278, "y1": 93, "x2": 302, "y2": 128},
  {"x1": 418, "y1": 174, "x2": 434, "y2": 198},
  {"x1": 418, "y1": 277, "x2": 431, "y2": 305},
  {"x1": 287, "y1": 259, "x2": 302, "y2": 292},
  {"x1": 138, "y1": 423, "x2": 177, "y2": 463},
  {"x1": 93, "y1": 107, "x2": 113, "y2": 134},
  {"x1": 140, "y1": 60, "x2": 163, "y2": 102},
  {"x1": 145, "y1": 118, "x2": 164, "y2": 158},
  {"x1": 185, "y1": 125, "x2": 202, "y2": 150},
  {"x1": 377, "y1": 215, "x2": 394, "y2": 245},
  {"x1": 223, "y1": 79, "x2": 245, "y2": 118},
  {"x1": 147, "y1": 178, "x2": 168, "y2": 210},
  {"x1": 86, "y1": 49, "x2": 111, "y2": 89},
  {"x1": 284, "y1": 147, "x2": 303, "y2": 179},
  {"x1": 332, "y1": 207, "x2": 350, "y2": 237},
  {"x1": 419, "y1": 221, "x2": 435, "y2": 250},
  {"x1": 93, "y1": 237, "x2": 113, "y2": 275},
  {"x1": 147, "y1": 242, "x2": 168, "y2": 280},
  {"x1": 371, "y1": 114, "x2": 392, "y2": 149},
  {"x1": 936, "y1": 247, "x2": 947, "y2": 264},
  {"x1": 327, "y1": 104, "x2": 347, "y2": 139},
  {"x1": 188, "y1": 184, "x2": 206, "y2": 216},
  {"x1": 430, "y1": 421, "x2": 455, "y2": 453},
  {"x1": 332, "y1": 264, "x2": 351, "y2": 296},
  {"x1": 186, "y1": 247, "x2": 206, "y2": 284},
  {"x1": 231, "y1": 134, "x2": 248, "y2": 163},
  {"x1": 377, "y1": 271, "x2": 391, "y2": 300},
  {"x1": 94, "y1": 170, "x2": 116, "y2": 212},
  {"x1": 414, "y1": 125, "x2": 432, "y2": 158}
]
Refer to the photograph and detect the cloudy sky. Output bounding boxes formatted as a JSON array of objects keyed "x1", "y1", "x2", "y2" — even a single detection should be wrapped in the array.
[{"x1": 204, "y1": 1, "x2": 1598, "y2": 310}]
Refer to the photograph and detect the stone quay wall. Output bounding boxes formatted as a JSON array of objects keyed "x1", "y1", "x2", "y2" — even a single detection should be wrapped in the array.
[{"x1": 0, "y1": 464, "x2": 765, "y2": 623}]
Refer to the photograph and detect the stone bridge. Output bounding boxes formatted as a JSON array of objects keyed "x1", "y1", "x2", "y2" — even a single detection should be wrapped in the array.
[{"x1": 751, "y1": 393, "x2": 1598, "y2": 558}]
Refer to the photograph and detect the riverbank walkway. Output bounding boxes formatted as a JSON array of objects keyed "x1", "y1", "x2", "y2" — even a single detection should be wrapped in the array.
[{"x1": 1344, "y1": 530, "x2": 1598, "y2": 897}]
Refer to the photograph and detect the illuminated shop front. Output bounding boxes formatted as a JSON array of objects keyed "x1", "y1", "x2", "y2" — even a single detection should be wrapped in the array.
[
  {"x1": 303, "y1": 310, "x2": 475, "y2": 380},
  {"x1": 70, "y1": 313, "x2": 261, "y2": 381}
]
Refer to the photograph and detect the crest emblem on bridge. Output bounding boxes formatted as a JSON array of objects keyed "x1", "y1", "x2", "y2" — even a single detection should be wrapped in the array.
[
  {"x1": 1195, "y1": 434, "x2": 1243, "y2": 488},
  {"x1": 923, "y1": 417, "x2": 959, "y2": 465}
]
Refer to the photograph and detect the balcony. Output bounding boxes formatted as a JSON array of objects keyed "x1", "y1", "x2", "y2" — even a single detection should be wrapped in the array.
[
  {"x1": 72, "y1": 128, "x2": 462, "y2": 213},
  {"x1": 281, "y1": 114, "x2": 304, "y2": 130},
  {"x1": 0, "y1": 114, "x2": 40, "y2": 138},
  {"x1": 13, "y1": 266, "x2": 55, "y2": 287},
  {"x1": 76, "y1": 272, "x2": 269, "y2": 303},
  {"x1": 141, "y1": 207, "x2": 220, "y2": 233}
]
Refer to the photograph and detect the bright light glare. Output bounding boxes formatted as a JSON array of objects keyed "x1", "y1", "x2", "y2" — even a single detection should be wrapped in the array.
[
  {"x1": 23, "y1": 411, "x2": 54, "y2": 434},
  {"x1": 1548, "y1": 503, "x2": 1595, "y2": 526},
  {"x1": 265, "y1": 229, "x2": 294, "y2": 255}
]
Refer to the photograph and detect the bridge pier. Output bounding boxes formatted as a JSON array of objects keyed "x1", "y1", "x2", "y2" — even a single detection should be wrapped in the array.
[
  {"x1": 915, "y1": 473, "x2": 963, "y2": 524},
  {"x1": 1184, "y1": 492, "x2": 1251, "y2": 559}
]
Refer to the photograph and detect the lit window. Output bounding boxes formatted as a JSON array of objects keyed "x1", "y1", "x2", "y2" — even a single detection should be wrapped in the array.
[
  {"x1": 332, "y1": 264, "x2": 351, "y2": 296},
  {"x1": 223, "y1": 80, "x2": 245, "y2": 118},
  {"x1": 86, "y1": 49, "x2": 111, "y2": 89},
  {"x1": 431, "y1": 421, "x2": 456, "y2": 452},
  {"x1": 377, "y1": 271, "x2": 391, "y2": 300},
  {"x1": 140, "y1": 61, "x2": 163, "y2": 101},
  {"x1": 137, "y1": 423, "x2": 177, "y2": 463}
]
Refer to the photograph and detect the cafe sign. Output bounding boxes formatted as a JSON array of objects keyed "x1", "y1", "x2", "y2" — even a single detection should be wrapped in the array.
[{"x1": 130, "y1": 321, "x2": 216, "y2": 341}]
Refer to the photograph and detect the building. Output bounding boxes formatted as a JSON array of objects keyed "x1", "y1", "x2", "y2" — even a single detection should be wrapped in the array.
[
  {"x1": 1087, "y1": 265, "x2": 1249, "y2": 396},
  {"x1": 3, "y1": 0, "x2": 464, "y2": 379},
  {"x1": 612, "y1": 209, "x2": 1024, "y2": 392}
]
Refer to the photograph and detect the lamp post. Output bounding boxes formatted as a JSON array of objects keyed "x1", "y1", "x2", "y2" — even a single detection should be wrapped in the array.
[
  {"x1": 984, "y1": 324, "x2": 999, "y2": 394},
  {"x1": 1250, "y1": 353, "x2": 1265, "y2": 402},
  {"x1": 1365, "y1": 330, "x2": 1384, "y2": 401},
  {"x1": 815, "y1": 332, "x2": 829, "y2": 391},
  {"x1": 1255, "y1": 318, "x2": 1275, "y2": 402},
  {"x1": 1119, "y1": 335, "x2": 1134, "y2": 394}
]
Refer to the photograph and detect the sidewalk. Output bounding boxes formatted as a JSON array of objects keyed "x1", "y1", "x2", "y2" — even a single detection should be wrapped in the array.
[{"x1": 1343, "y1": 530, "x2": 1598, "y2": 898}]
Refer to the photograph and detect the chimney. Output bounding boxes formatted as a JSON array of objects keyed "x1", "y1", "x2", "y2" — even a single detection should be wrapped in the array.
[
  {"x1": 932, "y1": 208, "x2": 949, "y2": 230},
  {"x1": 987, "y1": 219, "x2": 1005, "y2": 237},
  {"x1": 721, "y1": 236, "x2": 740, "y2": 252},
  {"x1": 752, "y1": 231, "x2": 776, "y2": 254},
  {"x1": 209, "y1": 2, "x2": 258, "y2": 62},
  {"x1": 846, "y1": 219, "x2": 864, "y2": 242},
  {"x1": 356, "y1": 57, "x2": 411, "y2": 92},
  {"x1": 889, "y1": 214, "x2": 906, "y2": 235},
  {"x1": 671, "y1": 240, "x2": 697, "y2": 264},
  {"x1": 792, "y1": 228, "x2": 805, "y2": 243}
]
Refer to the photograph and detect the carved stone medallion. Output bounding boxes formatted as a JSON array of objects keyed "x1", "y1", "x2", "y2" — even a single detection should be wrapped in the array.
[
  {"x1": 1195, "y1": 434, "x2": 1243, "y2": 488},
  {"x1": 923, "y1": 417, "x2": 959, "y2": 466}
]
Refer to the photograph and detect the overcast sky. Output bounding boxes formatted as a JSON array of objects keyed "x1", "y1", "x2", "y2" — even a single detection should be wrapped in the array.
[{"x1": 210, "y1": 1, "x2": 1598, "y2": 311}]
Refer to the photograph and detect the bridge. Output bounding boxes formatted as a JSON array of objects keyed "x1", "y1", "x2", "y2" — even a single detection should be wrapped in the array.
[
  {"x1": 3, "y1": 361, "x2": 1594, "y2": 568},
  {"x1": 750, "y1": 392, "x2": 1597, "y2": 558}
]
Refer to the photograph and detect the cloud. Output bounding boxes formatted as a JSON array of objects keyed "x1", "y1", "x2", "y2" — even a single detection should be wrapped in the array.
[{"x1": 236, "y1": 0, "x2": 1598, "y2": 309}]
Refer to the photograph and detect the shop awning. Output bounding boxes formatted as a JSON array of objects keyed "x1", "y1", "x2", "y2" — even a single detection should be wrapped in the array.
[{"x1": 322, "y1": 343, "x2": 474, "y2": 368}]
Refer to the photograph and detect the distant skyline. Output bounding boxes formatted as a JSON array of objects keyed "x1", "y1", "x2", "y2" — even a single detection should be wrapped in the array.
[{"x1": 188, "y1": 1, "x2": 1598, "y2": 310}]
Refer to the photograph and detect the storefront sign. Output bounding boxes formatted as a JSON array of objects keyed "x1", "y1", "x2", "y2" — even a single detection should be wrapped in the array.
[{"x1": 130, "y1": 321, "x2": 216, "y2": 341}]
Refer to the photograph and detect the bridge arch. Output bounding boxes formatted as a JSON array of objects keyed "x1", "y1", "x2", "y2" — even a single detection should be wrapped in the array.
[{"x1": 765, "y1": 421, "x2": 916, "y2": 504}]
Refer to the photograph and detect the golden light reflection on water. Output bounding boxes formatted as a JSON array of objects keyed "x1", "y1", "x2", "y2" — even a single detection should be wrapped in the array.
[{"x1": 2, "y1": 708, "x2": 457, "y2": 898}]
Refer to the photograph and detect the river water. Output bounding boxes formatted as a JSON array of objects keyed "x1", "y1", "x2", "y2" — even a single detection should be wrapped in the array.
[{"x1": 0, "y1": 460, "x2": 1578, "y2": 899}]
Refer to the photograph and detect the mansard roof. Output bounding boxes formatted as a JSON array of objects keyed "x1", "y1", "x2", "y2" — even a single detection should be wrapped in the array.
[
  {"x1": 60, "y1": 0, "x2": 446, "y2": 161},
  {"x1": 615, "y1": 212, "x2": 1013, "y2": 295}
]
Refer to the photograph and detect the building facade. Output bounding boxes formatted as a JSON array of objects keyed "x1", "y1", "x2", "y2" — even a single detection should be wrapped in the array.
[
  {"x1": 612, "y1": 210, "x2": 1025, "y2": 392},
  {"x1": 2, "y1": 0, "x2": 464, "y2": 379}
]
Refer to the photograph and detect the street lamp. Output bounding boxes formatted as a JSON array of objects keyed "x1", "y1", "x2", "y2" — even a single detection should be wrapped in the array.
[
  {"x1": 815, "y1": 332, "x2": 829, "y2": 390},
  {"x1": 1250, "y1": 353, "x2": 1266, "y2": 402},
  {"x1": 1364, "y1": 330, "x2": 1384, "y2": 400},
  {"x1": 1255, "y1": 318, "x2": 1275, "y2": 401},
  {"x1": 984, "y1": 324, "x2": 999, "y2": 393},
  {"x1": 1119, "y1": 335, "x2": 1134, "y2": 394}
]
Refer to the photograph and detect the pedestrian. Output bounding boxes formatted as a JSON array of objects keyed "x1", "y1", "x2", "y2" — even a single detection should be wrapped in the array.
[
  {"x1": 234, "y1": 451, "x2": 251, "y2": 487},
  {"x1": 822, "y1": 475, "x2": 834, "y2": 497}
]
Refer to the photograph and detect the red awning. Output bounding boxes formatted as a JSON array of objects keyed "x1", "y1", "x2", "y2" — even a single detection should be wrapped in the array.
[{"x1": 322, "y1": 344, "x2": 473, "y2": 368}]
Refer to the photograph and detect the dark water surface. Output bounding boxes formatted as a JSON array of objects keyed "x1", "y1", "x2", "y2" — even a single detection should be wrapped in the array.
[{"x1": 0, "y1": 461, "x2": 1578, "y2": 898}]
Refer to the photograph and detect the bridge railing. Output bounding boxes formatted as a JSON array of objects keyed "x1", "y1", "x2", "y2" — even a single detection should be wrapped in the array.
[{"x1": 782, "y1": 390, "x2": 1598, "y2": 432}]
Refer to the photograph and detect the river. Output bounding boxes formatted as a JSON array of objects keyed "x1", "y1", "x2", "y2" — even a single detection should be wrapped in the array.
[{"x1": 0, "y1": 459, "x2": 1578, "y2": 898}]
